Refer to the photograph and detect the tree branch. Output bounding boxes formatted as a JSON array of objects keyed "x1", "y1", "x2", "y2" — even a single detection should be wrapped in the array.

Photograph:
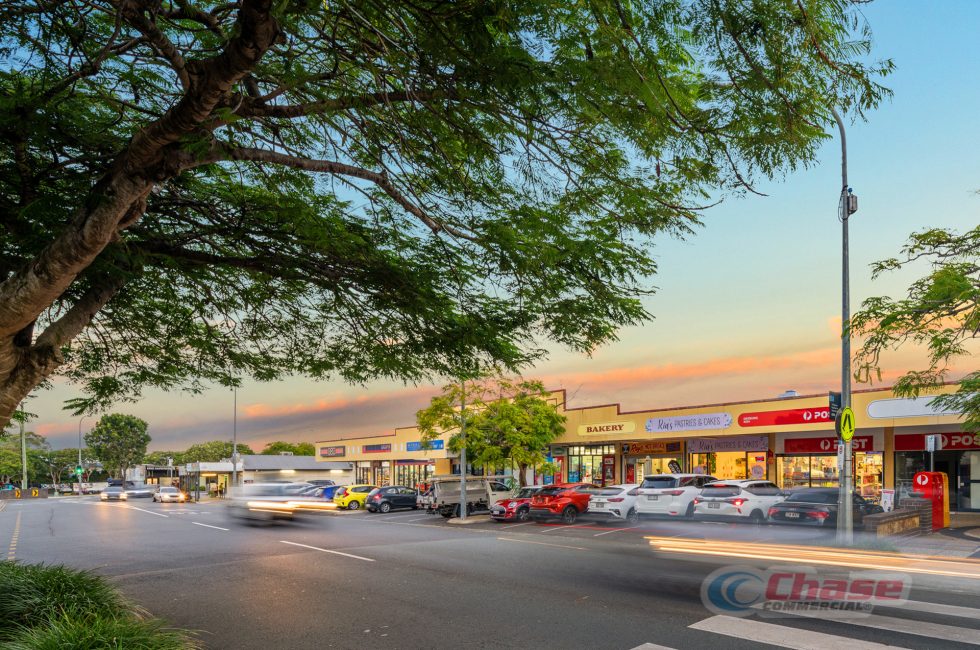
[{"x1": 240, "y1": 88, "x2": 457, "y2": 119}]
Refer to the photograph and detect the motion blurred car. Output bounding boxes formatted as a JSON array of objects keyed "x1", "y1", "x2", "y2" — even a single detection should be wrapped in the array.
[
  {"x1": 307, "y1": 479, "x2": 337, "y2": 487},
  {"x1": 587, "y1": 484, "x2": 640, "y2": 523},
  {"x1": 693, "y1": 480, "x2": 786, "y2": 524},
  {"x1": 100, "y1": 486, "x2": 127, "y2": 501},
  {"x1": 490, "y1": 486, "x2": 540, "y2": 522},
  {"x1": 768, "y1": 488, "x2": 883, "y2": 526},
  {"x1": 635, "y1": 473, "x2": 718, "y2": 518},
  {"x1": 366, "y1": 486, "x2": 419, "y2": 513},
  {"x1": 226, "y1": 482, "x2": 324, "y2": 522},
  {"x1": 530, "y1": 483, "x2": 595, "y2": 524},
  {"x1": 123, "y1": 483, "x2": 155, "y2": 499},
  {"x1": 153, "y1": 486, "x2": 187, "y2": 503},
  {"x1": 333, "y1": 484, "x2": 378, "y2": 510}
]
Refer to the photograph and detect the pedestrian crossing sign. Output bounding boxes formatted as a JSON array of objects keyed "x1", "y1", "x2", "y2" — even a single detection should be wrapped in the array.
[{"x1": 836, "y1": 406, "x2": 855, "y2": 442}]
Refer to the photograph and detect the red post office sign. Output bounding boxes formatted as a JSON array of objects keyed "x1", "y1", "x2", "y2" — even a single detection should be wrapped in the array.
[
  {"x1": 739, "y1": 408, "x2": 831, "y2": 427},
  {"x1": 895, "y1": 432, "x2": 980, "y2": 451},
  {"x1": 783, "y1": 436, "x2": 874, "y2": 454}
]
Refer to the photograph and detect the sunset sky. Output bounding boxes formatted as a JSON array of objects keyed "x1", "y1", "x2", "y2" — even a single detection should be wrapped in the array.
[{"x1": 30, "y1": 1, "x2": 980, "y2": 452}]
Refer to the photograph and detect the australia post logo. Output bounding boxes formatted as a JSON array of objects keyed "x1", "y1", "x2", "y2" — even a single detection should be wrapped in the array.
[{"x1": 701, "y1": 565, "x2": 910, "y2": 619}]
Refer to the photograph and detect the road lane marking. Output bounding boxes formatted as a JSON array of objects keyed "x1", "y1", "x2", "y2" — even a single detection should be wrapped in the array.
[
  {"x1": 783, "y1": 610, "x2": 980, "y2": 645},
  {"x1": 7, "y1": 511, "x2": 21, "y2": 560},
  {"x1": 594, "y1": 527, "x2": 633, "y2": 537},
  {"x1": 191, "y1": 522, "x2": 229, "y2": 531},
  {"x1": 894, "y1": 599, "x2": 980, "y2": 620},
  {"x1": 497, "y1": 537, "x2": 585, "y2": 551},
  {"x1": 689, "y1": 615, "x2": 908, "y2": 649},
  {"x1": 539, "y1": 524, "x2": 580, "y2": 533},
  {"x1": 124, "y1": 505, "x2": 168, "y2": 517},
  {"x1": 280, "y1": 540, "x2": 375, "y2": 562},
  {"x1": 629, "y1": 644, "x2": 678, "y2": 650}
]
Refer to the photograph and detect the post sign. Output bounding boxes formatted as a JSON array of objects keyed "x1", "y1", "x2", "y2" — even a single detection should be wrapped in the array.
[
  {"x1": 895, "y1": 432, "x2": 980, "y2": 451},
  {"x1": 784, "y1": 436, "x2": 873, "y2": 453}
]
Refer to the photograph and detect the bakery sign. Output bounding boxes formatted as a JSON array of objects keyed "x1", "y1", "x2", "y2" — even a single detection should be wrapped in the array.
[
  {"x1": 577, "y1": 421, "x2": 636, "y2": 436},
  {"x1": 319, "y1": 445, "x2": 345, "y2": 458},
  {"x1": 646, "y1": 412, "x2": 733, "y2": 433}
]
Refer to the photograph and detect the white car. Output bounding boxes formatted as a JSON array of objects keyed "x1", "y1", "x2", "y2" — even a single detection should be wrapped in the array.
[
  {"x1": 635, "y1": 474, "x2": 718, "y2": 518},
  {"x1": 587, "y1": 484, "x2": 640, "y2": 523},
  {"x1": 693, "y1": 479, "x2": 787, "y2": 523},
  {"x1": 153, "y1": 486, "x2": 187, "y2": 503}
]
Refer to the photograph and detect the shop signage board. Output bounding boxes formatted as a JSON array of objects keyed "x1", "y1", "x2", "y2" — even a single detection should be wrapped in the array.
[
  {"x1": 895, "y1": 432, "x2": 980, "y2": 451},
  {"x1": 738, "y1": 407, "x2": 831, "y2": 427},
  {"x1": 783, "y1": 436, "x2": 873, "y2": 453},
  {"x1": 687, "y1": 435, "x2": 768, "y2": 453},
  {"x1": 362, "y1": 443, "x2": 392, "y2": 453},
  {"x1": 646, "y1": 412, "x2": 732, "y2": 433},
  {"x1": 622, "y1": 440, "x2": 683, "y2": 455},
  {"x1": 319, "y1": 445, "x2": 345, "y2": 458},
  {"x1": 577, "y1": 421, "x2": 636, "y2": 436},
  {"x1": 867, "y1": 396, "x2": 959, "y2": 419},
  {"x1": 406, "y1": 440, "x2": 444, "y2": 452}
]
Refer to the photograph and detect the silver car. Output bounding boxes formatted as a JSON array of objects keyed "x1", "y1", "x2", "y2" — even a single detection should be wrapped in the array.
[{"x1": 153, "y1": 486, "x2": 187, "y2": 503}]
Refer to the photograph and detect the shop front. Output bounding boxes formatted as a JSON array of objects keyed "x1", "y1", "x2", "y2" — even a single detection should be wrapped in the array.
[
  {"x1": 776, "y1": 435, "x2": 882, "y2": 500},
  {"x1": 622, "y1": 440, "x2": 684, "y2": 483},
  {"x1": 894, "y1": 432, "x2": 980, "y2": 511},
  {"x1": 564, "y1": 444, "x2": 617, "y2": 485},
  {"x1": 687, "y1": 435, "x2": 769, "y2": 480}
]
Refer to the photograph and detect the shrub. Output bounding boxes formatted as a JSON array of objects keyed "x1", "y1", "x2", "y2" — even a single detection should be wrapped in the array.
[{"x1": 2, "y1": 614, "x2": 200, "y2": 650}]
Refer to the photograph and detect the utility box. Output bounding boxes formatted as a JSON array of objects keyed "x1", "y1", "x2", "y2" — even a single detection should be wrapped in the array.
[{"x1": 912, "y1": 471, "x2": 950, "y2": 530}]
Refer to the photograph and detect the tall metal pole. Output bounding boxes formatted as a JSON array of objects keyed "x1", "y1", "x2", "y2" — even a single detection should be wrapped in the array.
[
  {"x1": 77, "y1": 416, "x2": 87, "y2": 495},
  {"x1": 459, "y1": 379, "x2": 467, "y2": 520},
  {"x1": 19, "y1": 405, "x2": 27, "y2": 489},
  {"x1": 231, "y1": 386, "x2": 238, "y2": 490},
  {"x1": 831, "y1": 106, "x2": 854, "y2": 545}
]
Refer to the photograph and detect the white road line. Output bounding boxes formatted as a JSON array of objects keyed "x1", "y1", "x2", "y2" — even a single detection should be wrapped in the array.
[
  {"x1": 502, "y1": 522, "x2": 535, "y2": 528},
  {"x1": 895, "y1": 599, "x2": 980, "y2": 620},
  {"x1": 124, "y1": 505, "x2": 168, "y2": 517},
  {"x1": 539, "y1": 524, "x2": 579, "y2": 533},
  {"x1": 594, "y1": 527, "x2": 632, "y2": 537},
  {"x1": 280, "y1": 540, "x2": 375, "y2": 562},
  {"x1": 191, "y1": 522, "x2": 228, "y2": 531},
  {"x1": 785, "y1": 610, "x2": 980, "y2": 646},
  {"x1": 689, "y1": 615, "x2": 908, "y2": 650},
  {"x1": 497, "y1": 537, "x2": 586, "y2": 551},
  {"x1": 629, "y1": 644, "x2": 678, "y2": 650},
  {"x1": 406, "y1": 517, "x2": 435, "y2": 522}
]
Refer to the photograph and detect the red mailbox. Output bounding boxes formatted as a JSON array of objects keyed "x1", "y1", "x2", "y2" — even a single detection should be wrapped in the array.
[{"x1": 912, "y1": 471, "x2": 950, "y2": 530}]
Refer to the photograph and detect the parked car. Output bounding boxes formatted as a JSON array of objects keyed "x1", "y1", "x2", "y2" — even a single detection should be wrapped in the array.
[
  {"x1": 100, "y1": 486, "x2": 127, "y2": 501},
  {"x1": 490, "y1": 486, "x2": 540, "y2": 522},
  {"x1": 635, "y1": 473, "x2": 718, "y2": 519},
  {"x1": 530, "y1": 483, "x2": 595, "y2": 524},
  {"x1": 307, "y1": 479, "x2": 337, "y2": 487},
  {"x1": 366, "y1": 486, "x2": 419, "y2": 513},
  {"x1": 420, "y1": 476, "x2": 514, "y2": 518},
  {"x1": 693, "y1": 480, "x2": 786, "y2": 524},
  {"x1": 153, "y1": 486, "x2": 187, "y2": 503},
  {"x1": 333, "y1": 484, "x2": 378, "y2": 510},
  {"x1": 587, "y1": 484, "x2": 641, "y2": 523},
  {"x1": 768, "y1": 488, "x2": 883, "y2": 526}
]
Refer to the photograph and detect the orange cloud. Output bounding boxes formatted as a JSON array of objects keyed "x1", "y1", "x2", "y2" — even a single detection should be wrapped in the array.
[{"x1": 243, "y1": 386, "x2": 435, "y2": 421}]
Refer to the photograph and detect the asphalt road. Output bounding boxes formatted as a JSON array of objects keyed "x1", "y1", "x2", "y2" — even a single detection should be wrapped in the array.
[{"x1": 2, "y1": 497, "x2": 980, "y2": 649}]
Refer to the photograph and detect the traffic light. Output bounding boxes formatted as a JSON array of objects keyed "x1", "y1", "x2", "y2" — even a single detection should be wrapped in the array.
[{"x1": 74, "y1": 465, "x2": 83, "y2": 477}]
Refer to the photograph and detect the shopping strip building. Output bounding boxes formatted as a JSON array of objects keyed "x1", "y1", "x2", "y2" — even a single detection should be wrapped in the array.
[{"x1": 315, "y1": 384, "x2": 979, "y2": 512}]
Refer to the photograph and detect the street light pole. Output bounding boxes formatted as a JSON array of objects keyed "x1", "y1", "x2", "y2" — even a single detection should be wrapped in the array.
[
  {"x1": 831, "y1": 105, "x2": 855, "y2": 545},
  {"x1": 459, "y1": 379, "x2": 467, "y2": 521},
  {"x1": 231, "y1": 386, "x2": 238, "y2": 491},
  {"x1": 19, "y1": 404, "x2": 27, "y2": 490}
]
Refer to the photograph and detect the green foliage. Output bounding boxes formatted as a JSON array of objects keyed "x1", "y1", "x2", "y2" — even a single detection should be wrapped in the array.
[
  {"x1": 181, "y1": 440, "x2": 254, "y2": 463},
  {"x1": 143, "y1": 451, "x2": 185, "y2": 467},
  {"x1": 417, "y1": 372, "x2": 565, "y2": 485},
  {"x1": 84, "y1": 414, "x2": 151, "y2": 478},
  {"x1": 0, "y1": 0, "x2": 891, "y2": 417},
  {"x1": 261, "y1": 441, "x2": 315, "y2": 456},
  {"x1": 852, "y1": 226, "x2": 980, "y2": 431},
  {"x1": 0, "y1": 562, "x2": 198, "y2": 649}
]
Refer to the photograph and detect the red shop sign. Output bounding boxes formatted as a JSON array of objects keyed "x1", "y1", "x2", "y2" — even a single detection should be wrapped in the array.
[
  {"x1": 895, "y1": 432, "x2": 980, "y2": 452},
  {"x1": 784, "y1": 436, "x2": 874, "y2": 454},
  {"x1": 739, "y1": 408, "x2": 831, "y2": 427}
]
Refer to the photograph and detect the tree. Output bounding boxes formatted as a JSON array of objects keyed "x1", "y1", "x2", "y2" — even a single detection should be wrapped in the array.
[
  {"x1": 416, "y1": 374, "x2": 565, "y2": 485},
  {"x1": 144, "y1": 450, "x2": 185, "y2": 466},
  {"x1": 0, "y1": 428, "x2": 48, "y2": 485},
  {"x1": 38, "y1": 448, "x2": 80, "y2": 487},
  {"x1": 0, "y1": 0, "x2": 891, "y2": 430},
  {"x1": 852, "y1": 226, "x2": 980, "y2": 431},
  {"x1": 182, "y1": 440, "x2": 254, "y2": 463},
  {"x1": 261, "y1": 441, "x2": 314, "y2": 456},
  {"x1": 85, "y1": 413, "x2": 150, "y2": 479}
]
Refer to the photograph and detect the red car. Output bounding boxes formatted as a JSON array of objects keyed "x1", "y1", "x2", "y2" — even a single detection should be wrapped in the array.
[
  {"x1": 490, "y1": 486, "x2": 541, "y2": 522},
  {"x1": 530, "y1": 483, "x2": 595, "y2": 524}
]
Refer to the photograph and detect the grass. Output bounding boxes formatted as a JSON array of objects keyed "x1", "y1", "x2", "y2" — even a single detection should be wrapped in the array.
[{"x1": 0, "y1": 561, "x2": 199, "y2": 649}]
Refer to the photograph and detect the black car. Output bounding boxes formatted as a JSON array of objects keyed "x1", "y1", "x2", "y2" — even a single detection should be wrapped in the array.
[
  {"x1": 366, "y1": 486, "x2": 419, "y2": 513},
  {"x1": 768, "y1": 488, "x2": 882, "y2": 526}
]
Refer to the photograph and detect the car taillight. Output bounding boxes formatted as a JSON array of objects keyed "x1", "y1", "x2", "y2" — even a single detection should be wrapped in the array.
[
  {"x1": 608, "y1": 497, "x2": 624, "y2": 502},
  {"x1": 725, "y1": 498, "x2": 745, "y2": 507},
  {"x1": 372, "y1": 494, "x2": 381, "y2": 501},
  {"x1": 808, "y1": 511, "x2": 830, "y2": 519},
  {"x1": 768, "y1": 507, "x2": 778, "y2": 517},
  {"x1": 664, "y1": 490, "x2": 685, "y2": 496},
  {"x1": 693, "y1": 497, "x2": 701, "y2": 505}
]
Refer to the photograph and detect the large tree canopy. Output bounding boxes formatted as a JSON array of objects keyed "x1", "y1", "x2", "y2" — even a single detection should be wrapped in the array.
[
  {"x1": 84, "y1": 412, "x2": 150, "y2": 478},
  {"x1": 852, "y1": 226, "x2": 979, "y2": 432},
  {"x1": 0, "y1": 0, "x2": 891, "y2": 429}
]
